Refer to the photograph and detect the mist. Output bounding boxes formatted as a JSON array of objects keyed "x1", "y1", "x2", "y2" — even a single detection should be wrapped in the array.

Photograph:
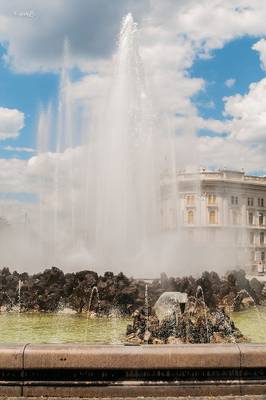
[{"x1": 0, "y1": 14, "x2": 249, "y2": 277}]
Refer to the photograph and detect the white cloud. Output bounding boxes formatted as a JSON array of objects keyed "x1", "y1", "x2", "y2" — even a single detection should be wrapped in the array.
[
  {"x1": 1, "y1": 1, "x2": 266, "y2": 272},
  {"x1": 0, "y1": 107, "x2": 24, "y2": 139},
  {"x1": 198, "y1": 135, "x2": 266, "y2": 174},
  {"x1": 224, "y1": 78, "x2": 266, "y2": 142},
  {"x1": 175, "y1": 1, "x2": 266, "y2": 54},
  {"x1": 0, "y1": 1, "x2": 265, "y2": 129},
  {"x1": 0, "y1": 0, "x2": 266, "y2": 178},
  {"x1": 225, "y1": 78, "x2": 236, "y2": 88},
  {"x1": 0, "y1": 158, "x2": 28, "y2": 191},
  {"x1": 3, "y1": 145, "x2": 35, "y2": 153},
  {"x1": 252, "y1": 38, "x2": 266, "y2": 70}
]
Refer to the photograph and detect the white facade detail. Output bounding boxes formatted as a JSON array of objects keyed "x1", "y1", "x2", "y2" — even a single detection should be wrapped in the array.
[{"x1": 161, "y1": 170, "x2": 266, "y2": 273}]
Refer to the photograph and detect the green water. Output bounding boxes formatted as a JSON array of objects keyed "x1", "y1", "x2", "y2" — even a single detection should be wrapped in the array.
[
  {"x1": 0, "y1": 313, "x2": 129, "y2": 344},
  {"x1": 0, "y1": 308, "x2": 264, "y2": 343},
  {"x1": 232, "y1": 306, "x2": 266, "y2": 343}
]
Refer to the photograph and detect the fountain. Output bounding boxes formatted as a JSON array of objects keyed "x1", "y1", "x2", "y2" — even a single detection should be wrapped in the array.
[
  {"x1": 194, "y1": 285, "x2": 210, "y2": 343},
  {"x1": 30, "y1": 12, "x2": 177, "y2": 275},
  {"x1": 126, "y1": 286, "x2": 246, "y2": 344},
  {"x1": 3, "y1": 292, "x2": 14, "y2": 311},
  {"x1": 0, "y1": 12, "x2": 259, "y2": 350},
  {"x1": 154, "y1": 292, "x2": 188, "y2": 321},
  {"x1": 233, "y1": 289, "x2": 266, "y2": 340},
  {"x1": 90, "y1": 13, "x2": 169, "y2": 272},
  {"x1": 109, "y1": 307, "x2": 123, "y2": 344},
  {"x1": 144, "y1": 284, "x2": 150, "y2": 343},
  {"x1": 87, "y1": 286, "x2": 100, "y2": 315},
  {"x1": 17, "y1": 279, "x2": 22, "y2": 313}
]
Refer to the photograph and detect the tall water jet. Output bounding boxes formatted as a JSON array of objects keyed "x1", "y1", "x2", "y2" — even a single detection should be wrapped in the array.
[
  {"x1": 36, "y1": 103, "x2": 52, "y2": 261},
  {"x1": 27, "y1": 13, "x2": 177, "y2": 273},
  {"x1": 90, "y1": 14, "x2": 164, "y2": 271},
  {"x1": 53, "y1": 39, "x2": 75, "y2": 260}
]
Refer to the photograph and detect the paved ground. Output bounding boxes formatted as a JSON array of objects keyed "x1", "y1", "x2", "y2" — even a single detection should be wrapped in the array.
[{"x1": 3, "y1": 397, "x2": 266, "y2": 399}]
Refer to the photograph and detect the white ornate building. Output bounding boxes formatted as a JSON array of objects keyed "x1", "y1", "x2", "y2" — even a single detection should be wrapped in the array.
[{"x1": 161, "y1": 169, "x2": 266, "y2": 273}]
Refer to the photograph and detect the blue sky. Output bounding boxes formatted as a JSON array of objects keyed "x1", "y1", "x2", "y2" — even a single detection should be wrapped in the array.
[
  {"x1": 0, "y1": 35, "x2": 265, "y2": 156},
  {"x1": 0, "y1": 0, "x2": 266, "y2": 271},
  {"x1": 190, "y1": 37, "x2": 265, "y2": 134},
  {"x1": 0, "y1": 0, "x2": 266, "y2": 175},
  {"x1": 0, "y1": 44, "x2": 58, "y2": 159}
]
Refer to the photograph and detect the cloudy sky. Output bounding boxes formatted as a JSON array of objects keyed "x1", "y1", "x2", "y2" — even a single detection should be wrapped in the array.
[{"x1": 0, "y1": 0, "x2": 266, "y2": 202}]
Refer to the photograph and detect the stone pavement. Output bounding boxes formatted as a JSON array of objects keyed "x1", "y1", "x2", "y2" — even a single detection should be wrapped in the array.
[{"x1": 4, "y1": 397, "x2": 266, "y2": 399}]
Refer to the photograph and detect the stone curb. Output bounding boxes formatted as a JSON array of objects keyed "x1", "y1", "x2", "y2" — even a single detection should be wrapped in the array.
[{"x1": 0, "y1": 344, "x2": 265, "y2": 397}]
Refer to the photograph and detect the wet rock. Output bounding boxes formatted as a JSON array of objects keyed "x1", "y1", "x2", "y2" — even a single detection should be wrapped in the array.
[
  {"x1": 166, "y1": 336, "x2": 184, "y2": 344},
  {"x1": 250, "y1": 278, "x2": 263, "y2": 298},
  {"x1": 0, "y1": 267, "x2": 262, "y2": 322},
  {"x1": 126, "y1": 295, "x2": 246, "y2": 345}
]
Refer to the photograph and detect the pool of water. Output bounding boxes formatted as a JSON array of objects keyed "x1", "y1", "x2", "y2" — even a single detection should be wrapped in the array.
[
  {"x1": 0, "y1": 308, "x2": 265, "y2": 344},
  {"x1": 231, "y1": 305, "x2": 266, "y2": 343},
  {"x1": 0, "y1": 313, "x2": 129, "y2": 344}
]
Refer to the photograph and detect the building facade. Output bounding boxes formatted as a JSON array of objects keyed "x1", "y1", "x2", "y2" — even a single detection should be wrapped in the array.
[{"x1": 161, "y1": 170, "x2": 266, "y2": 273}]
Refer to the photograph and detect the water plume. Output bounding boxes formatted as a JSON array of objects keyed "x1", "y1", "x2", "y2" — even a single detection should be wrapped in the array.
[
  {"x1": 88, "y1": 13, "x2": 168, "y2": 271},
  {"x1": 0, "y1": 13, "x2": 250, "y2": 277}
]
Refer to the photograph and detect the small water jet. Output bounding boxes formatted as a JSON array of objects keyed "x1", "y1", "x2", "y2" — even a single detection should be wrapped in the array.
[
  {"x1": 87, "y1": 286, "x2": 100, "y2": 315},
  {"x1": 109, "y1": 307, "x2": 123, "y2": 344},
  {"x1": 144, "y1": 284, "x2": 150, "y2": 343},
  {"x1": 17, "y1": 280, "x2": 22, "y2": 313},
  {"x1": 126, "y1": 286, "x2": 246, "y2": 344},
  {"x1": 233, "y1": 289, "x2": 259, "y2": 312},
  {"x1": 194, "y1": 285, "x2": 210, "y2": 343},
  {"x1": 233, "y1": 289, "x2": 266, "y2": 340},
  {"x1": 1, "y1": 292, "x2": 14, "y2": 312}
]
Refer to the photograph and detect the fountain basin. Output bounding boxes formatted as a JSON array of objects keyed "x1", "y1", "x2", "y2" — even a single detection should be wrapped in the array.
[{"x1": 1, "y1": 343, "x2": 266, "y2": 397}]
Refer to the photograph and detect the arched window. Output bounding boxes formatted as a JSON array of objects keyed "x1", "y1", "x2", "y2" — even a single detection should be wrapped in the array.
[
  {"x1": 187, "y1": 210, "x2": 194, "y2": 224},
  {"x1": 209, "y1": 210, "x2": 216, "y2": 224}
]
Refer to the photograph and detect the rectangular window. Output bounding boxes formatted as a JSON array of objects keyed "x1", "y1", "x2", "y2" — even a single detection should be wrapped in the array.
[
  {"x1": 248, "y1": 197, "x2": 254, "y2": 207},
  {"x1": 186, "y1": 195, "x2": 195, "y2": 205},
  {"x1": 259, "y1": 213, "x2": 264, "y2": 226},
  {"x1": 231, "y1": 196, "x2": 238, "y2": 205},
  {"x1": 207, "y1": 194, "x2": 216, "y2": 205},
  {"x1": 258, "y1": 198, "x2": 264, "y2": 207},
  {"x1": 209, "y1": 210, "x2": 216, "y2": 224},
  {"x1": 248, "y1": 212, "x2": 253, "y2": 225},
  {"x1": 260, "y1": 232, "x2": 265, "y2": 245}
]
